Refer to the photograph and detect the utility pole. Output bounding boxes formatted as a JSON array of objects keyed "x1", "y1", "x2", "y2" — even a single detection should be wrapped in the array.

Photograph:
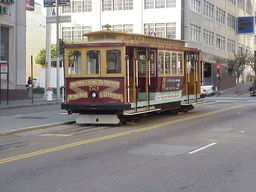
[
  {"x1": 56, "y1": 1, "x2": 61, "y2": 100},
  {"x1": 45, "y1": 8, "x2": 51, "y2": 98}
]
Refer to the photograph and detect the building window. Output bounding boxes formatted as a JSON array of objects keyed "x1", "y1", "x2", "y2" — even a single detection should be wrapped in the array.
[
  {"x1": 84, "y1": 0, "x2": 92, "y2": 12},
  {"x1": 237, "y1": 0, "x2": 245, "y2": 10},
  {"x1": 73, "y1": 27, "x2": 83, "y2": 41},
  {"x1": 227, "y1": 13, "x2": 236, "y2": 30},
  {"x1": 216, "y1": 34, "x2": 225, "y2": 50},
  {"x1": 216, "y1": 7, "x2": 225, "y2": 24},
  {"x1": 62, "y1": 5, "x2": 71, "y2": 13},
  {"x1": 73, "y1": 1, "x2": 84, "y2": 13},
  {"x1": 227, "y1": 39, "x2": 236, "y2": 53},
  {"x1": 102, "y1": 0, "x2": 133, "y2": 11},
  {"x1": 166, "y1": 23, "x2": 176, "y2": 38},
  {"x1": 124, "y1": 0, "x2": 133, "y2": 10},
  {"x1": 203, "y1": 0, "x2": 214, "y2": 19},
  {"x1": 102, "y1": 0, "x2": 113, "y2": 11},
  {"x1": 62, "y1": 0, "x2": 92, "y2": 13},
  {"x1": 107, "y1": 24, "x2": 133, "y2": 32},
  {"x1": 62, "y1": 27, "x2": 72, "y2": 41},
  {"x1": 190, "y1": 24, "x2": 201, "y2": 42},
  {"x1": 144, "y1": 23, "x2": 176, "y2": 38},
  {"x1": 123, "y1": 24, "x2": 133, "y2": 32},
  {"x1": 166, "y1": 0, "x2": 176, "y2": 8},
  {"x1": 246, "y1": 0, "x2": 252, "y2": 15},
  {"x1": 155, "y1": 23, "x2": 165, "y2": 37},
  {"x1": 145, "y1": 0, "x2": 154, "y2": 8},
  {"x1": 203, "y1": 29, "x2": 214, "y2": 47},
  {"x1": 62, "y1": 26, "x2": 92, "y2": 42},
  {"x1": 155, "y1": 0, "x2": 165, "y2": 8},
  {"x1": 144, "y1": 0, "x2": 176, "y2": 9},
  {"x1": 0, "y1": 26, "x2": 9, "y2": 62},
  {"x1": 114, "y1": 0, "x2": 123, "y2": 10},
  {"x1": 228, "y1": 0, "x2": 236, "y2": 5},
  {"x1": 190, "y1": 0, "x2": 201, "y2": 13}
]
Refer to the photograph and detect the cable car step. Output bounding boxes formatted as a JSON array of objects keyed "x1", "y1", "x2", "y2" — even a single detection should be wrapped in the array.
[{"x1": 123, "y1": 108, "x2": 161, "y2": 116}]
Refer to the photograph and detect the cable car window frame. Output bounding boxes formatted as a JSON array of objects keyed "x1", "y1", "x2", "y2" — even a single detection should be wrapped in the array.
[
  {"x1": 157, "y1": 51, "x2": 165, "y2": 74},
  {"x1": 86, "y1": 50, "x2": 101, "y2": 75},
  {"x1": 106, "y1": 49, "x2": 121, "y2": 74},
  {"x1": 67, "y1": 50, "x2": 82, "y2": 75}
]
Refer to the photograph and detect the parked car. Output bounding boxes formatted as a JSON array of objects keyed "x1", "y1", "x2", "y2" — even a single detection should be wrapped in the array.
[
  {"x1": 249, "y1": 82, "x2": 256, "y2": 96},
  {"x1": 200, "y1": 85, "x2": 216, "y2": 97}
]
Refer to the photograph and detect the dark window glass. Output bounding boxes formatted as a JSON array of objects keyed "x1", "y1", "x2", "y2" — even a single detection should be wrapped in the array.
[
  {"x1": 106, "y1": 50, "x2": 121, "y2": 73},
  {"x1": 86, "y1": 50, "x2": 100, "y2": 74}
]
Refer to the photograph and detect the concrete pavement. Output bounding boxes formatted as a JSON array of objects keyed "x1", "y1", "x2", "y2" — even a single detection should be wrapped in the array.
[{"x1": 0, "y1": 95, "x2": 77, "y2": 135}]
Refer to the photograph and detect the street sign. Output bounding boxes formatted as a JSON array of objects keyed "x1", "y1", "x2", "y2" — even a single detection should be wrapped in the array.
[
  {"x1": 46, "y1": 15, "x2": 71, "y2": 23},
  {"x1": 59, "y1": 0, "x2": 70, "y2": 6},
  {"x1": 43, "y1": 0, "x2": 56, "y2": 7},
  {"x1": 237, "y1": 16, "x2": 254, "y2": 34},
  {"x1": 0, "y1": 62, "x2": 8, "y2": 73}
]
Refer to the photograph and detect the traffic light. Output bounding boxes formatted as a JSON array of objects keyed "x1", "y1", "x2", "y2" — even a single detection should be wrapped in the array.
[
  {"x1": 216, "y1": 64, "x2": 220, "y2": 73},
  {"x1": 59, "y1": 39, "x2": 65, "y2": 55},
  {"x1": 216, "y1": 64, "x2": 221, "y2": 80}
]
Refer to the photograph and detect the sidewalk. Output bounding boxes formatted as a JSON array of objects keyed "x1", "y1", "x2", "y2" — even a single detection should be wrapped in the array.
[
  {"x1": 220, "y1": 82, "x2": 251, "y2": 97},
  {"x1": 0, "y1": 94, "x2": 77, "y2": 135},
  {"x1": 0, "y1": 94, "x2": 61, "y2": 110}
]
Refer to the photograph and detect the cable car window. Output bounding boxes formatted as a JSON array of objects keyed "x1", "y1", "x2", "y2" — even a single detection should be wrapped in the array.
[
  {"x1": 68, "y1": 51, "x2": 82, "y2": 75},
  {"x1": 178, "y1": 53, "x2": 183, "y2": 74},
  {"x1": 157, "y1": 52, "x2": 164, "y2": 74},
  {"x1": 172, "y1": 53, "x2": 177, "y2": 74},
  {"x1": 106, "y1": 50, "x2": 121, "y2": 73},
  {"x1": 150, "y1": 51, "x2": 156, "y2": 74},
  {"x1": 165, "y1": 52, "x2": 171, "y2": 74},
  {"x1": 86, "y1": 50, "x2": 100, "y2": 74},
  {"x1": 138, "y1": 52, "x2": 146, "y2": 74}
]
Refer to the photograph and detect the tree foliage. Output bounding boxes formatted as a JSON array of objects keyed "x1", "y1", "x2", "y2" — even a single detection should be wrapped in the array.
[
  {"x1": 227, "y1": 48, "x2": 253, "y2": 82},
  {"x1": 35, "y1": 44, "x2": 57, "y2": 67},
  {"x1": 247, "y1": 53, "x2": 256, "y2": 82}
]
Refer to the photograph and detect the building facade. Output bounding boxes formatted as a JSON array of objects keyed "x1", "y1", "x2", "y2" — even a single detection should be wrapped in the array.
[
  {"x1": 0, "y1": 0, "x2": 26, "y2": 100},
  {"x1": 50, "y1": 0, "x2": 255, "y2": 89},
  {"x1": 26, "y1": 2, "x2": 46, "y2": 81}
]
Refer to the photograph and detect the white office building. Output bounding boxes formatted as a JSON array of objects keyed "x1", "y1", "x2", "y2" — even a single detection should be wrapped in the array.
[{"x1": 49, "y1": 0, "x2": 255, "y2": 87}]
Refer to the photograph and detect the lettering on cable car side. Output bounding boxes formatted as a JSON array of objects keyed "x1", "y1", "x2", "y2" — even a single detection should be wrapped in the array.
[
  {"x1": 67, "y1": 79, "x2": 124, "y2": 102},
  {"x1": 69, "y1": 79, "x2": 120, "y2": 88}
]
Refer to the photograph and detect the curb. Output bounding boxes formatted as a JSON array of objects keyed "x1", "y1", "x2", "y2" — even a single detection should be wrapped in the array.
[
  {"x1": 0, "y1": 121, "x2": 75, "y2": 136},
  {"x1": 0, "y1": 101, "x2": 62, "y2": 110}
]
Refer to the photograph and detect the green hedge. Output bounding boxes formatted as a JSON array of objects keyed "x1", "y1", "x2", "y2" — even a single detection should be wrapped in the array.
[{"x1": 32, "y1": 87, "x2": 64, "y2": 94}]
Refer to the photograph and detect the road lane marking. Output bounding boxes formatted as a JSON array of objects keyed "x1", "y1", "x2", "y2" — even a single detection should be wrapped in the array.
[
  {"x1": 188, "y1": 143, "x2": 217, "y2": 154},
  {"x1": 0, "y1": 103, "x2": 248, "y2": 164},
  {"x1": 40, "y1": 134, "x2": 72, "y2": 137}
]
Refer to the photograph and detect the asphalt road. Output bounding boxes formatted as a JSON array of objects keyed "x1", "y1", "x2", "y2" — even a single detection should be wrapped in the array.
[{"x1": 0, "y1": 96, "x2": 256, "y2": 192}]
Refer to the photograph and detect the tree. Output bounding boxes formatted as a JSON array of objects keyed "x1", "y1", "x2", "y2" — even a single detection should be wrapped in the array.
[
  {"x1": 35, "y1": 44, "x2": 57, "y2": 67},
  {"x1": 227, "y1": 48, "x2": 252, "y2": 83},
  {"x1": 247, "y1": 52, "x2": 256, "y2": 82}
]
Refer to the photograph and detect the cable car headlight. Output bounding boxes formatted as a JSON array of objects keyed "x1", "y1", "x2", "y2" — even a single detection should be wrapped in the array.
[{"x1": 90, "y1": 91, "x2": 98, "y2": 100}]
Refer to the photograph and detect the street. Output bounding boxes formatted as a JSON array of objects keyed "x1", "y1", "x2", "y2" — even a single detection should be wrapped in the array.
[{"x1": 0, "y1": 95, "x2": 256, "y2": 192}]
